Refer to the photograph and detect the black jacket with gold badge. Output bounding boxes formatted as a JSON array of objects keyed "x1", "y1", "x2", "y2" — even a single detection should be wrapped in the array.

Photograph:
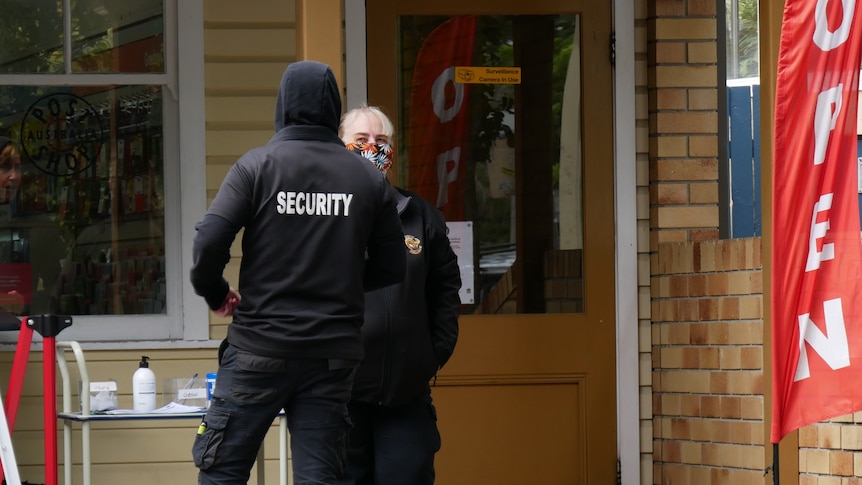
[{"x1": 351, "y1": 186, "x2": 461, "y2": 407}]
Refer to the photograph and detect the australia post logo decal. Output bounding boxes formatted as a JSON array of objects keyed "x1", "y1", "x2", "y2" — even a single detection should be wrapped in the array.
[{"x1": 20, "y1": 93, "x2": 105, "y2": 176}]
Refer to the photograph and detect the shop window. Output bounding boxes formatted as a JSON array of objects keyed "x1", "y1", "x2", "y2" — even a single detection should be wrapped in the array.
[{"x1": 0, "y1": 0, "x2": 191, "y2": 341}]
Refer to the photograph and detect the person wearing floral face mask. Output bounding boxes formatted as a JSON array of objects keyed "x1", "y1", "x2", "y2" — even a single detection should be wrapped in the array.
[
  {"x1": 338, "y1": 106, "x2": 461, "y2": 485},
  {"x1": 342, "y1": 108, "x2": 395, "y2": 176}
]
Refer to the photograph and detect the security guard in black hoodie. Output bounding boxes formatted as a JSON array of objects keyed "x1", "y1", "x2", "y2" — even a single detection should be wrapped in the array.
[{"x1": 190, "y1": 61, "x2": 405, "y2": 485}]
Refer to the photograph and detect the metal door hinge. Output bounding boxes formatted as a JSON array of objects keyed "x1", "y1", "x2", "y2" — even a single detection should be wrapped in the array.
[{"x1": 610, "y1": 32, "x2": 616, "y2": 66}]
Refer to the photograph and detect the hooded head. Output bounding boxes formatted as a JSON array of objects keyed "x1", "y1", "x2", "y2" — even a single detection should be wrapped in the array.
[{"x1": 274, "y1": 61, "x2": 342, "y2": 133}]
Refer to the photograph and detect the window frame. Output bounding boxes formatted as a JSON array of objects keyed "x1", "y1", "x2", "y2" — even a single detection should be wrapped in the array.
[{"x1": 0, "y1": 0, "x2": 209, "y2": 345}]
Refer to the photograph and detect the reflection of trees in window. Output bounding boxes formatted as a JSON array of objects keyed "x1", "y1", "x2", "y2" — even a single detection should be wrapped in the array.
[
  {"x1": 0, "y1": 0, "x2": 162, "y2": 74},
  {"x1": 726, "y1": 0, "x2": 759, "y2": 79},
  {"x1": 472, "y1": 15, "x2": 575, "y2": 247},
  {"x1": 551, "y1": 16, "x2": 576, "y2": 192},
  {"x1": 472, "y1": 16, "x2": 514, "y2": 248},
  {"x1": 0, "y1": 0, "x2": 110, "y2": 72},
  {"x1": 0, "y1": 1, "x2": 64, "y2": 73},
  {"x1": 72, "y1": 1, "x2": 165, "y2": 73},
  {"x1": 400, "y1": 15, "x2": 580, "y2": 311}
]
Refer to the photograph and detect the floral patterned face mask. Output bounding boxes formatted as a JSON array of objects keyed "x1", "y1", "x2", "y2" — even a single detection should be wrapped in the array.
[{"x1": 346, "y1": 142, "x2": 393, "y2": 176}]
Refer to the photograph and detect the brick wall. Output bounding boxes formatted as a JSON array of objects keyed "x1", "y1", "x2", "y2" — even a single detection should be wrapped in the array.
[
  {"x1": 651, "y1": 237, "x2": 765, "y2": 484},
  {"x1": 635, "y1": 0, "x2": 652, "y2": 481},
  {"x1": 648, "y1": 0, "x2": 720, "y2": 246},
  {"x1": 798, "y1": 416, "x2": 862, "y2": 480}
]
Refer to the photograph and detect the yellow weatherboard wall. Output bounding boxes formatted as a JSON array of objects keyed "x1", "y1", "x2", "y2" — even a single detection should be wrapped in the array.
[{"x1": 204, "y1": 0, "x2": 299, "y2": 340}]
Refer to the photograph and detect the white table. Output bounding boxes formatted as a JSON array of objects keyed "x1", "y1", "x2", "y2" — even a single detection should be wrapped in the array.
[{"x1": 55, "y1": 341, "x2": 289, "y2": 485}]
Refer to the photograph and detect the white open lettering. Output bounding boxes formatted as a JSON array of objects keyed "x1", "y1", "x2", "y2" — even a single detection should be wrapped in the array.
[
  {"x1": 785, "y1": 0, "x2": 857, "y2": 394},
  {"x1": 430, "y1": 66, "x2": 465, "y2": 210},
  {"x1": 813, "y1": 85, "x2": 842, "y2": 166},
  {"x1": 431, "y1": 67, "x2": 464, "y2": 123},
  {"x1": 435, "y1": 148, "x2": 461, "y2": 208},
  {"x1": 813, "y1": 0, "x2": 855, "y2": 50},
  {"x1": 806, "y1": 193, "x2": 835, "y2": 271},
  {"x1": 795, "y1": 298, "x2": 851, "y2": 381}
]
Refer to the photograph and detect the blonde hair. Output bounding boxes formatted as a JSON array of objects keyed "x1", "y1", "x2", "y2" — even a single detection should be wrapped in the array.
[
  {"x1": 0, "y1": 142, "x2": 19, "y2": 169},
  {"x1": 339, "y1": 105, "x2": 395, "y2": 143}
]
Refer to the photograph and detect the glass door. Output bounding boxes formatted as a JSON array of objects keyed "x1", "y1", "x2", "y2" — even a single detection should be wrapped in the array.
[
  {"x1": 366, "y1": 1, "x2": 616, "y2": 483},
  {"x1": 393, "y1": 14, "x2": 586, "y2": 315}
]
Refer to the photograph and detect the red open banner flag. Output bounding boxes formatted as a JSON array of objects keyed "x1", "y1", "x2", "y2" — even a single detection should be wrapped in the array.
[
  {"x1": 771, "y1": 0, "x2": 862, "y2": 443},
  {"x1": 407, "y1": 16, "x2": 476, "y2": 222}
]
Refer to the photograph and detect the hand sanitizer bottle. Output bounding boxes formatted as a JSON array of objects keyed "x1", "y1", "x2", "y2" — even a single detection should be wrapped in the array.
[{"x1": 132, "y1": 356, "x2": 156, "y2": 412}]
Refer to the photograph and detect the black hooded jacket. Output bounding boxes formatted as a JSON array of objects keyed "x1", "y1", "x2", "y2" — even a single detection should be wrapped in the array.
[
  {"x1": 351, "y1": 187, "x2": 461, "y2": 407},
  {"x1": 190, "y1": 61, "x2": 406, "y2": 360}
]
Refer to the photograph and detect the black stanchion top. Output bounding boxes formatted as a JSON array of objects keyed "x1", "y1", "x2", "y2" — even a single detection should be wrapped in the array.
[{"x1": 27, "y1": 314, "x2": 73, "y2": 338}]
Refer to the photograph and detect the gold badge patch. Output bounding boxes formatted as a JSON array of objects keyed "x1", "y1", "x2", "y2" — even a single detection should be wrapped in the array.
[{"x1": 404, "y1": 235, "x2": 422, "y2": 255}]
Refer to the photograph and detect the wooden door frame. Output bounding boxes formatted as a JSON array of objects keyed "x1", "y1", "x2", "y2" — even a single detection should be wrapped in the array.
[{"x1": 339, "y1": 0, "x2": 640, "y2": 483}]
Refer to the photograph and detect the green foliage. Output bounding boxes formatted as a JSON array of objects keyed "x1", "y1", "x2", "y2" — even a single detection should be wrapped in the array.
[
  {"x1": 403, "y1": 15, "x2": 578, "y2": 249},
  {"x1": 550, "y1": 16, "x2": 577, "y2": 190},
  {"x1": 0, "y1": 0, "x2": 64, "y2": 73},
  {"x1": 0, "y1": 0, "x2": 119, "y2": 75},
  {"x1": 474, "y1": 15, "x2": 575, "y2": 191},
  {"x1": 727, "y1": 0, "x2": 759, "y2": 78}
]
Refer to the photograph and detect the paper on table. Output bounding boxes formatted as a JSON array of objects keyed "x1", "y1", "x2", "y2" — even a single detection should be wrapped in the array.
[{"x1": 105, "y1": 401, "x2": 205, "y2": 415}]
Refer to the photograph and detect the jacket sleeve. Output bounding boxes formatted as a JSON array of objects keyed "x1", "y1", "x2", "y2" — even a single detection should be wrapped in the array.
[
  {"x1": 190, "y1": 160, "x2": 252, "y2": 309},
  {"x1": 190, "y1": 213, "x2": 241, "y2": 310},
  {"x1": 424, "y1": 206, "x2": 462, "y2": 368},
  {"x1": 364, "y1": 184, "x2": 406, "y2": 291}
]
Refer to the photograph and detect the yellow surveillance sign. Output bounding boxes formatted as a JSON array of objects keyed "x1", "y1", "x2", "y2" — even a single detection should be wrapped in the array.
[{"x1": 454, "y1": 66, "x2": 521, "y2": 85}]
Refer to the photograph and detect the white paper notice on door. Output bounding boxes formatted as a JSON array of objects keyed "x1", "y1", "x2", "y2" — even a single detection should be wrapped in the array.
[{"x1": 445, "y1": 221, "x2": 474, "y2": 304}]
